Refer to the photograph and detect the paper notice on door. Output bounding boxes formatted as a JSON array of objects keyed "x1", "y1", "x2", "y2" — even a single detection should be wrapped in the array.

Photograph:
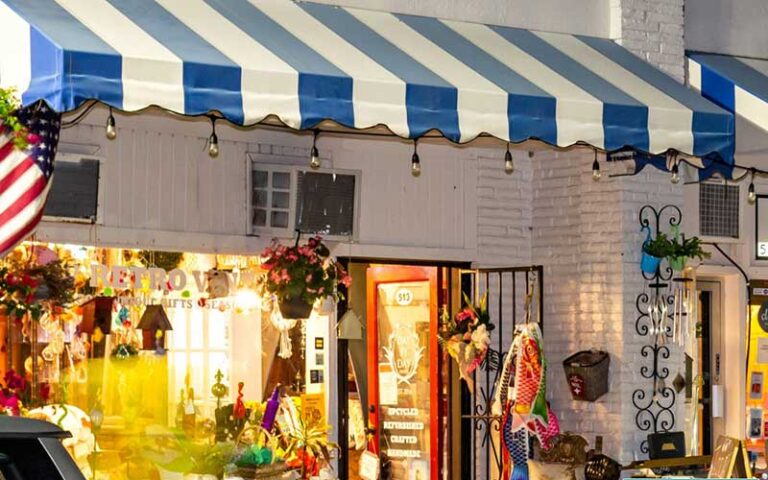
[
  {"x1": 379, "y1": 370, "x2": 398, "y2": 406},
  {"x1": 758, "y1": 338, "x2": 768, "y2": 364}
]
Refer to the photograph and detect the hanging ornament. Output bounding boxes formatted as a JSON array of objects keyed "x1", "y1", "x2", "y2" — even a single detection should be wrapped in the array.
[
  {"x1": 233, "y1": 382, "x2": 246, "y2": 420},
  {"x1": 270, "y1": 306, "x2": 297, "y2": 359}
]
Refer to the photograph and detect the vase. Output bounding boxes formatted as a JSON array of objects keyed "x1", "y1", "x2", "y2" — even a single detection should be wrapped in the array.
[
  {"x1": 640, "y1": 252, "x2": 662, "y2": 274},
  {"x1": 278, "y1": 297, "x2": 313, "y2": 319},
  {"x1": 669, "y1": 256, "x2": 687, "y2": 272}
]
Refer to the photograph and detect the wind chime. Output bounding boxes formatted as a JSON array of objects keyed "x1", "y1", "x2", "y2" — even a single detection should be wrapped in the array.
[{"x1": 494, "y1": 273, "x2": 560, "y2": 480}]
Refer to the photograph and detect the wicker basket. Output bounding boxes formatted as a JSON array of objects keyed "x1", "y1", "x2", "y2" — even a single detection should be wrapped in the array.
[
  {"x1": 563, "y1": 350, "x2": 610, "y2": 401},
  {"x1": 584, "y1": 454, "x2": 622, "y2": 480}
]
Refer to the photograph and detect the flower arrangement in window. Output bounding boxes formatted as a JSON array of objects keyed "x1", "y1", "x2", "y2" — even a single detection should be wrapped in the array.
[
  {"x1": 260, "y1": 236, "x2": 351, "y2": 319},
  {"x1": 0, "y1": 370, "x2": 27, "y2": 416},
  {"x1": 438, "y1": 293, "x2": 494, "y2": 392},
  {"x1": 0, "y1": 248, "x2": 75, "y2": 322}
]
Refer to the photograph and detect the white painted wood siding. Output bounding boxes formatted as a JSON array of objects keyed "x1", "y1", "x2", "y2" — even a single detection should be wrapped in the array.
[{"x1": 42, "y1": 110, "x2": 478, "y2": 260}]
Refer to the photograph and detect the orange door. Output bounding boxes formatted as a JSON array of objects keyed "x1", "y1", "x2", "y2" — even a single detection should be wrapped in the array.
[{"x1": 366, "y1": 265, "x2": 438, "y2": 480}]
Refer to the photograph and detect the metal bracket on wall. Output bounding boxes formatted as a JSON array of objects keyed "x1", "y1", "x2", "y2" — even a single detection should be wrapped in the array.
[{"x1": 633, "y1": 205, "x2": 681, "y2": 454}]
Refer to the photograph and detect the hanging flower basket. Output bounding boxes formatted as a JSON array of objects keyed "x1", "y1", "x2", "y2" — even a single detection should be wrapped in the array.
[
  {"x1": 278, "y1": 297, "x2": 314, "y2": 320},
  {"x1": 640, "y1": 253, "x2": 662, "y2": 275},
  {"x1": 668, "y1": 256, "x2": 687, "y2": 272},
  {"x1": 261, "y1": 236, "x2": 351, "y2": 320},
  {"x1": 640, "y1": 227, "x2": 672, "y2": 275}
]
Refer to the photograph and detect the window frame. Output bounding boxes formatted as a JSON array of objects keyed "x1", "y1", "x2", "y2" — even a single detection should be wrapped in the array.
[
  {"x1": 168, "y1": 306, "x2": 233, "y2": 418},
  {"x1": 247, "y1": 158, "x2": 362, "y2": 241}
]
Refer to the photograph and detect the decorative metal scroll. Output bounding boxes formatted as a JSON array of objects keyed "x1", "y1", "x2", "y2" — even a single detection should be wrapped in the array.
[{"x1": 633, "y1": 205, "x2": 680, "y2": 454}]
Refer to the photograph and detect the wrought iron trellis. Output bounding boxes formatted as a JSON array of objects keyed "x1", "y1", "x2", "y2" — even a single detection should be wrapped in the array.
[
  {"x1": 633, "y1": 205, "x2": 680, "y2": 454},
  {"x1": 460, "y1": 266, "x2": 544, "y2": 480}
]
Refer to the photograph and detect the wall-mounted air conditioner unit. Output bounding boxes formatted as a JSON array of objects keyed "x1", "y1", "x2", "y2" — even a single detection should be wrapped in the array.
[{"x1": 42, "y1": 153, "x2": 101, "y2": 224}]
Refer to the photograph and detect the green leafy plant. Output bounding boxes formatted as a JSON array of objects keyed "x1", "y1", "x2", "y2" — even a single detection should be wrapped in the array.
[
  {"x1": 282, "y1": 415, "x2": 339, "y2": 479},
  {"x1": 0, "y1": 88, "x2": 31, "y2": 150},
  {"x1": 670, "y1": 235, "x2": 711, "y2": 261},
  {"x1": 261, "y1": 236, "x2": 350, "y2": 306},
  {"x1": 141, "y1": 428, "x2": 237, "y2": 476},
  {"x1": 642, "y1": 232, "x2": 674, "y2": 258},
  {"x1": 137, "y1": 250, "x2": 184, "y2": 271}
]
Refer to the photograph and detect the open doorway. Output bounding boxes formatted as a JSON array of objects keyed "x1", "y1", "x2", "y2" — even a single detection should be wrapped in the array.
[
  {"x1": 695, "y1": 279, "x2": 724, "y2": 455},
  {"x1": 337, "y1": 262, "x2": 460, "y2": 480}
]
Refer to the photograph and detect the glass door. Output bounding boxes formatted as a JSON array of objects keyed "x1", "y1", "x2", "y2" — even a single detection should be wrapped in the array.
[{"x1": 367, "y1": 266, "x2": 438, "y2": 480}]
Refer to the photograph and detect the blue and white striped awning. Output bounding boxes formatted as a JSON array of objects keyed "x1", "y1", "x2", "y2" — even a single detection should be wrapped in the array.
[
  {"x1": 0, "y1": 0, "x2": 734, "y2": 161},
  {"x1": 688, "y1": 52, "x2": 768, "y2": 134}
]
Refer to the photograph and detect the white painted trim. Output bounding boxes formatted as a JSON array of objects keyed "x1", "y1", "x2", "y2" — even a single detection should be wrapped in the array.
[
  {"x1": 35, "y1": 221, "x2": 272, "y2": 255},
  {"x1": 35, "y1": 221, "x2": 475, "y2": 262}
]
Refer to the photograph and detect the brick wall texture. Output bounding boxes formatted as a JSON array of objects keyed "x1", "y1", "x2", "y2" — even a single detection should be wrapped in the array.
[{"x1": 474, "y1": 0, "x2": 688, "y2": 463}]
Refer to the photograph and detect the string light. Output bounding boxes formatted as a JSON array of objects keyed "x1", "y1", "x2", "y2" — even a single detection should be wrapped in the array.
[
  {"x1": 748, "y1": 169, "x2": 757, "y2": 204},
  {"x1": 411, "y1": 139, "x2": 421, "y2": 177},
  {"x1": 504, "y1": 143, "x2": 514, "y2": 174},
  {"x1": 592, "y1": 151, "x2": 601, "y2": 181},
  {"x1": 310, "y1": 130, "x2": 320, "y2": 169},
  {"x1": 670, "y1": 163, "x2": 680, "y2": 184},
  {"x1": 105, "y1": 108, "x2": 116, "y2": 140},
  {"x1": 208, "y1": 117, "x2": 219, "y2": 158}
]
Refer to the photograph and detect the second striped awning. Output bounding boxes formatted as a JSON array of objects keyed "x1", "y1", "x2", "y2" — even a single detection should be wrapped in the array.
[{"x1": 0, "y1": 0, "x2": 734, "y2": 161}]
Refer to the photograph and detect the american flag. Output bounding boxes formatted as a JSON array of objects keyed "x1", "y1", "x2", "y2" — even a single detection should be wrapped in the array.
[{"x1": 0, "y1": 102, "x2": 60, "y2": 256}]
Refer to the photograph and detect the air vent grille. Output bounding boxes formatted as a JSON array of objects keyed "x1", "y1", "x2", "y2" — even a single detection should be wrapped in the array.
[{"x1": 699, "y1": 182, "x2": 739, "y2": 238}]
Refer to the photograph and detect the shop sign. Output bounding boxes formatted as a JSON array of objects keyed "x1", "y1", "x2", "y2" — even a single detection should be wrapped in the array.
[
  {"x1": 89, "y1": 263, "x2": 257, "y2": 293},
  {"x1": 383, "y1": 323, "x2": 423, "y2": 385}
]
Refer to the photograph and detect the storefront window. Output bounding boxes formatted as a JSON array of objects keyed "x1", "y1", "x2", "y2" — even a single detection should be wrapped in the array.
[
  {"x1": 0, "y1": 241, "x2": 337, "y2": 479},
  {"x1": 168, "y1": 307, "x2": 231, "y2": 417}
]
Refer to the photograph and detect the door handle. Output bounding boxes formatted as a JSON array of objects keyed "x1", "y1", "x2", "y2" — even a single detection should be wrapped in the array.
[{"x1": 369, "y1": 405, "x2": 376, "y2": 414}]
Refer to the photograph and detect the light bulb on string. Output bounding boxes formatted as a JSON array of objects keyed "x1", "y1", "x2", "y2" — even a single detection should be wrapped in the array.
[
  {"x1": 748, "y1": 169, "x2": 757, "y2": 204},
  {"x1": 310, "y1": 130, "x2": 320, "y2": 169},
  {"x1": 105, "y1": 108, "x2": 117, "y2": 140},
  {"x1": 670, "y1": 162, "x2": 680, "y2": 184},
  {"x1": 208, "y1": 117, "x2": 219, "y2": 158},
  {"x1": 592, "y1": 151, "x2": 601, "y2": 181},
  {"x1": 504, "y1": 143, "x2": 514, "y2": 174},
  {"x1": 411, "y1": 139, "x2": 421, "y2": 177}
]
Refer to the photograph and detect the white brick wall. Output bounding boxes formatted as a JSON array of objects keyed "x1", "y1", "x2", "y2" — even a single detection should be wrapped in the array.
[{"x1": 615, "y1": 0, "x2": 685, "y2": 82}]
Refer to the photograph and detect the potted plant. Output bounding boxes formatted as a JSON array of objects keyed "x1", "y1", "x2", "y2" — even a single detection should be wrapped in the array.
[
  {"x1": 260, "y1": 236, "x2": 350, "y2": 319},
  {"x1": 668, "y1": 234, "x2": 710, "y2": 272},
  {"x1": 641, "y1": 231, "x2": 672, "y2": 275},
  {"x1": 141, "y1": 427, "x2": 237, "y2": 480},
  {"x1": 282, "y1": 415, "x2": 338, "y2": 480}
]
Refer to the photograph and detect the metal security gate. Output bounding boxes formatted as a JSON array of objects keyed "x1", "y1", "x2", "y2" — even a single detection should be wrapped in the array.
[{"x1": 459, "y1": 266, "x2": 544, "y2": 480}]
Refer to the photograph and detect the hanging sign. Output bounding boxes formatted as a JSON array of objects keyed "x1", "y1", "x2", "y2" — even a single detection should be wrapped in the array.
[{"x1": 359, "y1": 450, "x2": 380, "y2": 480}]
